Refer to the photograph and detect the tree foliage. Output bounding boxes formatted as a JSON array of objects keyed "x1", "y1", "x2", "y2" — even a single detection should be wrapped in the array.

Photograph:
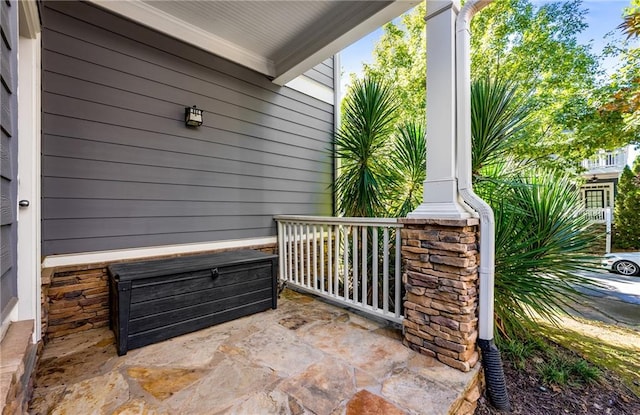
[
  {"x1": 613, "y1": 155, "x2": 640, "y2": 250},
  {"x1": 361, "y1": 0, "x2": 637, "y2": 169},
  {"x1": 363, "y1": 1, "x2": 426, "y2": 124},
  {"x1": 603, "y1": 0, "x2": 640, "y2": 134}
]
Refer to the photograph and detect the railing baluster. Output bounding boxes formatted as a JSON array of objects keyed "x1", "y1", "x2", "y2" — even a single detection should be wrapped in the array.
[
  {"x1": 362, "y1": 226, "x2": 367, "y2": 308},
  {"x1": 293, "y1": 223, "x2": 299, "y2": 284},
  {"x1": 299, "y1": 224, "x2": 305, "y2": 286},
  {"x1": 320, "y1": 226, "x2": 325, "y2": 292},
  {"x1": 287, "y1": 223, "x2": 293, "y2": 282},
  {"x1": 343, "y1": 226, "x2": 349, "y2": 301},
  {"x1": 327, "y1": 226, "x2": 332, "y2": 295},
  {"x1": 277, "y1": 221, "x2": 283, "y2": 281},
  {"x1": 373, "y1": 228, "x2": 378, "y2": 311},
  {"x1": 306, "y1": 224, "x2": 311, "y2": 287},
  {"x1": 395, "y1": 228, "x2": 401, "y2": 318},
  {"x1": 334, "y1": 224, "x2": 340, "y2": 297},
  {"x1": 353, "y1": 226, "x2": 358, "y2": 304},
  {"x1": 313, "y1": 225, "x2": 318, "y2": 290},
  {"x1": 383, "y1": 227, "x2": 389, "y2": 314}
]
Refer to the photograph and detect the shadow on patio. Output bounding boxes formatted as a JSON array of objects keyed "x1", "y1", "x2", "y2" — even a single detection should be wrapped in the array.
[{"x1": 29, "y1": 290, "x2": 480, "y2": 415}]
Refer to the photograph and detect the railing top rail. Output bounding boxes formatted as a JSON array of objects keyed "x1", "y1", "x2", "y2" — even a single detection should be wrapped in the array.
[{"x1": 274, "y1": 215, "x2": 403, "y2": 227}]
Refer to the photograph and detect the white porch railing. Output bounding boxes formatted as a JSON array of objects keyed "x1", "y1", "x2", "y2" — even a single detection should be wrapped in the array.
[
  {"x1": 584, "y1": 207, "x2": 610, "y2": 223},
  {"x1": 582, "y1": 208, "x2": 612, "y2": 253},
  {"x1": 581, "y1": 149, "x2": 628, "y2": 171},
  {"x1": 274, "y1": 215, "x2": 404, "y2": 324}
]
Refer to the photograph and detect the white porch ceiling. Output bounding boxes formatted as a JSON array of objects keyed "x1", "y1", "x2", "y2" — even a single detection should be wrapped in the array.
[{"x1": 91, "y1": 0, "x2": 420, "y2": 84}]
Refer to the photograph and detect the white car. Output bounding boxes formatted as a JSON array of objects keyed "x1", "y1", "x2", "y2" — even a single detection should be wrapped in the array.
[{"x1": 602, "y1": 252, "x2": 640, "y2": 276}]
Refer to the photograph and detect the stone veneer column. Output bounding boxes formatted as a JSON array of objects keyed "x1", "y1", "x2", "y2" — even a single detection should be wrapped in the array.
[{"x1": 399, "y1": 218, "x2": 480, "y2": 372}]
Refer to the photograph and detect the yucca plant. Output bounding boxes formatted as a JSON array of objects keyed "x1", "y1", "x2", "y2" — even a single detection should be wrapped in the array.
[
  {"x1": 334, "y1": 76, "x2": 399, "y2": 217},
  {"x1": 389, "y1": 121, "x2": 426, "y2": 217},
  {"x1": 334, "y1": 74, "x2": 599, "y2": 339},
  {"x1": 471, "y1": 76, "x2": 531, "y2": 178},
  {"x1": 471, "y1": 76, "x2": 599, "y2": 338},
  {"x1": 482, "y1": 170, "x2": 599, "y2": 338}
]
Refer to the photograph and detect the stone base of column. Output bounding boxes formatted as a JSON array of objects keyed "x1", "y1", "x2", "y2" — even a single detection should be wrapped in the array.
[{"x1": 399, "y1": 218, "x2": 480, "y2": 372}]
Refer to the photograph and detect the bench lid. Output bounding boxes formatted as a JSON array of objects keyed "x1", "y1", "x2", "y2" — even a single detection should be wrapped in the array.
[{"x1": 108, "y1": 250, "x2": 277, "y2": 281}]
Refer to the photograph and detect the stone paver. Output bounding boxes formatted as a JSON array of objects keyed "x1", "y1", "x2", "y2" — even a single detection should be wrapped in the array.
[{"x1": 29, "y1": 289, "x2": 479, "y2": 415}]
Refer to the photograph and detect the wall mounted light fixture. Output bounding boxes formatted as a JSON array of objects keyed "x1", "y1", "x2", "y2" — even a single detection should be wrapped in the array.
[{"x1": 185, "y1": 105, "x2": 203, "y2": 127}]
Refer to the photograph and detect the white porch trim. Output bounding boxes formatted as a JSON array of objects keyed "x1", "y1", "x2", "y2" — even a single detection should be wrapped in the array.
[
  {"x1": 271, "y1": 1, "x2": 421, "y2": 85},
  {"x1": 16, "y1": 0, "x2": 42, "y2": 342},
  {"x1": 285, "y1": 75, "x2": 334, "y2": 104},
  {"x1": 42, "y1": 237, "x2": 278, "y2": 269}
]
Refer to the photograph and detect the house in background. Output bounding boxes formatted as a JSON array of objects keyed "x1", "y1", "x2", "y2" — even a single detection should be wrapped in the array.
[{"x1": 579, "y1": 147, "x2": 629, "y2": 222}]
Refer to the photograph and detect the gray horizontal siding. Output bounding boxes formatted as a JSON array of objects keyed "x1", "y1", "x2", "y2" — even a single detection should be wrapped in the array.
[
  {"x1": 41, "y1": 2, "x2": 335, "y2": 255},
  {"x1": 0, "y1": 0, "x2": 17, "y2": 314},
  {"x1": 303, "y1": 57, "x2": 334, "y2": 88}
]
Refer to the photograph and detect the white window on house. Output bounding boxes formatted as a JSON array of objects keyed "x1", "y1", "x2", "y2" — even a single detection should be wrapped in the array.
[
  {"x1": 585, "y1": 189, "x2": 604, "y2": 209},
  {"x1": 580, "y1": 183, "x2": 614, "y2": 209}
]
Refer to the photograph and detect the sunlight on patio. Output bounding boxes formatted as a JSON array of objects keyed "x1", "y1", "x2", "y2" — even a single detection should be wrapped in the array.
[{"x1": 30, "y1": 290, "x2": 479, "y2": 415}]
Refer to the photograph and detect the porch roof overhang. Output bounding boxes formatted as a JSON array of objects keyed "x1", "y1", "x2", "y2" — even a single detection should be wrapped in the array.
[{"x1": 89, "y1": 0, "x2": 420, "y2": 85}]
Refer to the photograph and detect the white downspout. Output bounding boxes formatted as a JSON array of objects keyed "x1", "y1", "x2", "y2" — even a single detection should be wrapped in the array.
[
  {"x1": 455, "y1": 0, "x2": 494, "y2": 341},
  {"x1": 455, "y1": 1, "x2": 511, "y2": 410}
]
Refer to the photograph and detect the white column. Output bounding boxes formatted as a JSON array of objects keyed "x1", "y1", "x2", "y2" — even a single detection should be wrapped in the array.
[{"x1": 408, "y1": 1, "x2": 473, "y2": 219}]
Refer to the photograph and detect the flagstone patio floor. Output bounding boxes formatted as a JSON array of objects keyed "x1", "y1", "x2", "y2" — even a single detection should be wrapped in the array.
[{"x1": 29, "y1": 289, "x2": 480, "y2": 415}]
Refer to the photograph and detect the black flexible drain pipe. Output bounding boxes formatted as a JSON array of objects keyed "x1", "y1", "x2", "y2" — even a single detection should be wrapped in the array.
[{"x1": 478, "y1": 339, "x2": 511, "y2": 411}]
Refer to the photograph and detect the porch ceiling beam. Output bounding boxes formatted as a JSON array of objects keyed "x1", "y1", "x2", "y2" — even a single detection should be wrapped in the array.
[
  {"x1": 89, "y1": 0, "x2": 277, "y2": 77},
  {"x1": 272, "y1": 0, "x2": 421, "y2": 85}
]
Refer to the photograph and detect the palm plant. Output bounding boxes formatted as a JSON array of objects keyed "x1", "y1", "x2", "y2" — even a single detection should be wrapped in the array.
[
  {"x1": 471, "y1": 76, "x2": 531, "y2": 178},
  {"x1": 334, "y1": 76, "x2": 399, "y2": 217},
  {"x1": 618, "y1": 5, "x2": 640, "y2": 39},
  {"x1": 389, "y1": 121, "x2": 426, "y2": 216},
  {"x1": 483, "y1": 171, "x2": 598, "y2": 338},
  {"x1": 334, "y1": 73, "x2": 599, "y2": 339}
]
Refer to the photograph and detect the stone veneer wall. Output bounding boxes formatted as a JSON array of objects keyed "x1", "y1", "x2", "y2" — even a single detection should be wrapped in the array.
[
  {"x1": 399, "y1": 218, "x2": 480, "y2": 372},
  {"x1": 450, "y1": 369, "x2": 485, "y2": 415},
  {"x1": 41, "y1": 243, "x2": 277, "y2": 341},
  {"x1": 0, "y1": 321, "x2": 39, "y2": 415}
]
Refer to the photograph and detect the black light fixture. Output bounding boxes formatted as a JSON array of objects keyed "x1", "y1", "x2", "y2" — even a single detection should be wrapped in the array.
[
  {"x1": 587, "y1": 175, "x2": 598, "y2": 183},
  {"x1": 185, "y1": 105, "x2": 203, "y2": 127}
]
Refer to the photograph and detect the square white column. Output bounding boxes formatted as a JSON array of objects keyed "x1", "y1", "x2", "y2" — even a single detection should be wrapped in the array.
[{"x1": 408, "y1": 1, "x2": 473, "y2": 219}]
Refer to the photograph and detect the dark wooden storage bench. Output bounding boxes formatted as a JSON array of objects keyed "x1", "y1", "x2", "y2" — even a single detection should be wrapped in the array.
[{"x1": 108, "y1": 250, "x2": 278, "y2": 355}]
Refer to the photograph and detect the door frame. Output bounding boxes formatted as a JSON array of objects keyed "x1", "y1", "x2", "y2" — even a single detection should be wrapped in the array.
[{"x1": 16, "y1": 0, "x2": 42, "y2": 341}]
